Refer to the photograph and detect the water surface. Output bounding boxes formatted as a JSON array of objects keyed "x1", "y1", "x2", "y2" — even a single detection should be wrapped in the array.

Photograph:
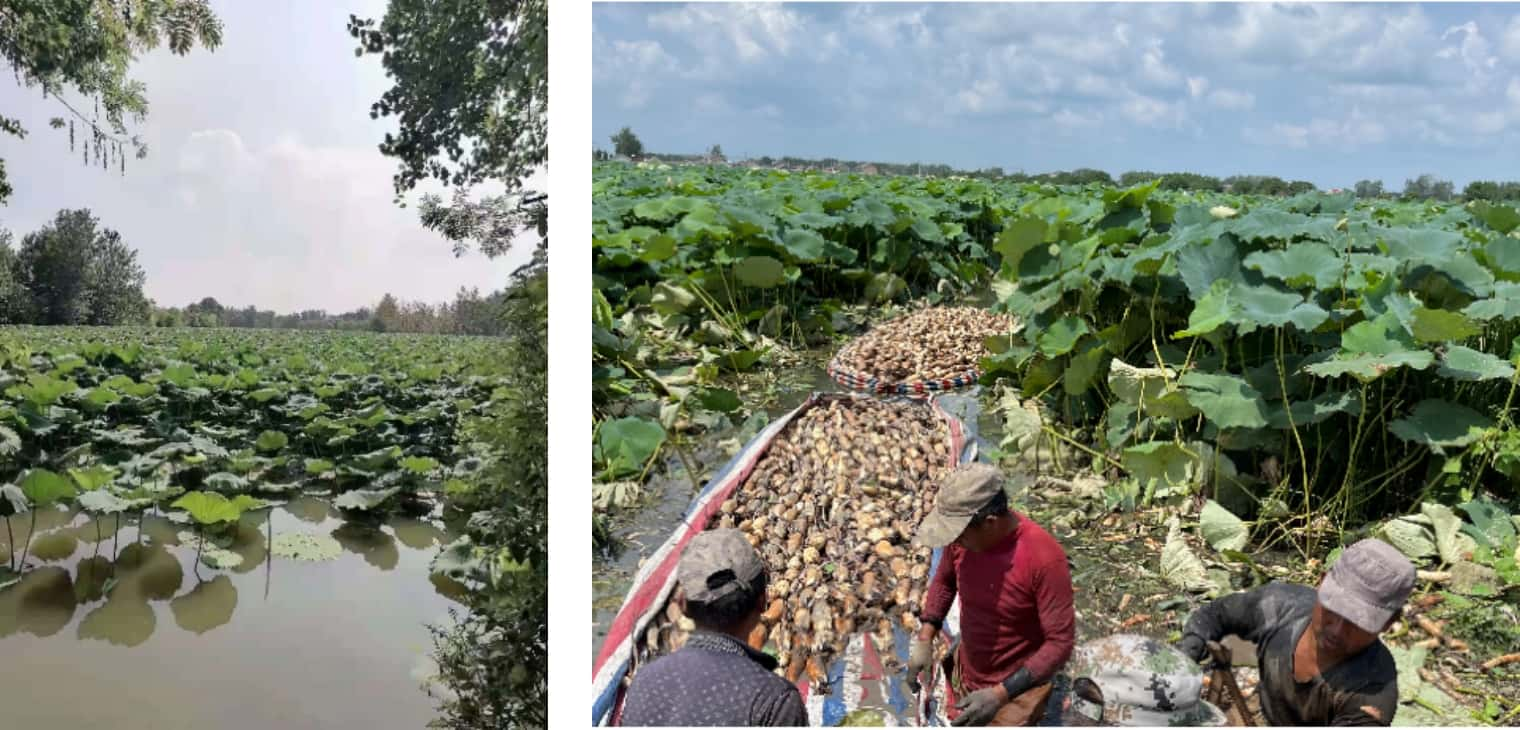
[{"x1": 0, "y1": 498, "x2": 461, "y2": 730}]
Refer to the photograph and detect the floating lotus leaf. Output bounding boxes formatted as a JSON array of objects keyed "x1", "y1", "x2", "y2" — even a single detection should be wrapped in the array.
[
  {"x1": 77, "y1": 489, "x2": 131, "y2": 515},
  {"x1": 269, "y1": 532, "x2": 342, "y2": 562},
  {"x1": 68, "y1": 464, "x2": 118, "y2": 491},
  {"x1": 171, "y1": 492, "x2": 259, "y2": 525},
  {"x1": 199, "y1": 545, "x2": 244, "y2": 569},
  {"x1": 333, "y1": 487, "x2": 400, "y2": 512},
  {"x1": 1389, "y1": 399, "x2": 1492, "y2": 455}
]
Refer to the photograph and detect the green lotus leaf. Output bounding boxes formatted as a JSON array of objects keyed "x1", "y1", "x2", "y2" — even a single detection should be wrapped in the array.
[
  {"x1": 1161, "y1": 517, "x2": 1215, "y2": 593},
  {"x1": 68, "y1": 464, "x2": 118, "y2": 491},
  {"x1": 598, "y1": 416, "x2": 665, "y2": 478},
  {"x1": 160, "y1": 363, "x2": 197, "y2": 388},
  {"x1": 1304, "y1": 315, "x2": 1434, "y2": 381},
  {"x1": 431, "y1": 535, "x2": 486, "y2": 582},
  {"x1": 993, "y1": 217, "x2": 1048, "y2": 272},
  {"x1": 269, "y1": 533, "x2": 342, "y2": 562},
  {"x1": 1469, "y1": 201, "x2": 1520, "y2": 235},
  {"x1": 170, "y1": 492, "x2": 249, "y2": 525},
  {"x1": 863, "y1": 272, "x2": 907, "y2": 303},
  {"x1": 1409, "y1": 307, "x2": 1480, "y2": 343},
  {"x1": 1174, "y1": 279, "x2": 1234, "y2": 338},
  {"x1": 399, "y1": 456, "x2": 439, "y2": 475},
  {"x1": 1036, "y1": 317, "x2": 1089, "y2": 357},
  {"x1": 1436, "y1": 345, "x2": 1515, "y2": 381},
  {"x1": 1122, "y1": 441, "x2": 1198, "y2": 494},
  {"x1": 649, "y1": 280, "x2": 696, "y2": 315},
  {"x1": 77, "y1": 490, "x2": 132, "y2": 515},
  {"x1": 20, "y1": 469, "x2": 76, "y2": 507},
  {"x1": 1389, "y1": 399, "x2": 1493, "y2": 454},
  {"x1": 355, "y1": 445, "x2": 402, "y2": 471},
  {"x1": 734, "y1": 255, "x2": 785, "y2": 288},
  {"x1": 1200, "y1": 500, "x2": 1249, "y2": 552},
  {"x1": 1229, "y1": 283, "x2": 1328, "y2": 332},
  {"x1": 1243, "y1": 241, "x2": 1341, "y2": 289},
  {"x1": 1263, "y1": 390, "x2": 1362, "y2": 429},
  {"x1": 1178, "y1": 372, "x2": 1269, "y2": 430},
  {"x1": 695, "y1": 387, "x2": 741, "y2": 413},
  {"x1": 303, "y1": 458, "x2": 335, "y2": 476},
  {"x1": 203, "y1": 472, "x2": 248, "y2": 493},
  {"x1": 1378, "y1": 517, "x2": 1437, "y2": 562},
  {"x1": 1174, "y1": 235, "x2": 1243, "y2": 299},
  {"x1": 254, "y1": 430, "x2": 288, "y2": 453},
  {"x1": 1463, "y1": 282, "x2": 1520, "y2": 321},
  {"x1": 80, "y1": 387, "x2": 121, "y2": 411},
  {"x1": 1106, "y1": 359, "x2": 1197, "y2": 420},
  {"x1": 0, "y1": 425, "x2": 19, "y2": 456},
  {"x1": 332, "y1": 487, "x2": 400, "y2": 511},
  {"x1": 0, "y1": 484, "x2": 27, "y2": 516}
]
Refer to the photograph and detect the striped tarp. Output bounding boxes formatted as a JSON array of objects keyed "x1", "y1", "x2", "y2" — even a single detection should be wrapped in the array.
[{"x1": 592, "y1": 392, "x2": 979, "y2": 726}]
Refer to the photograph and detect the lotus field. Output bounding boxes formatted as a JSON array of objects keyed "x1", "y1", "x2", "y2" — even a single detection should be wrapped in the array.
[
  {"x1": 594, "y1": 160, "x2": 1520, "y2": 602},
  {"x1": 0, "y1": 327, "x2": 508, "y2": 725}
]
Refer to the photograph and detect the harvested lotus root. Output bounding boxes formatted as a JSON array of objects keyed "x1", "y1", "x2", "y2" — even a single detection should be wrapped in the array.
[
  {"x1": 632, "y1": 397, "x2": 953, "y2": 693},
  {"x1": 833, "y1": 306, "x2": 1016, "y2": 385}
]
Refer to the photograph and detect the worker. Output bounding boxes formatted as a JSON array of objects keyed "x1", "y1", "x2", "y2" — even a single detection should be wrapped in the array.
[
  {"x1": 905, "y1": 462, "x2": 1076, "y2": 726},
  {"x1": 619, "y1": 528, "x2": 808, "y2": 726},
  {"x1": 1058, "y1": 633, "x2": 1229, "y2": 726},
  {"x1": 1176, "y1": 538, "x2": 1415, "y2": 726}
]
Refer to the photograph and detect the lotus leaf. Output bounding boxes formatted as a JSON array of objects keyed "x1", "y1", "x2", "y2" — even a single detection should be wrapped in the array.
[
  {"x1": 333, "y1": 487, "x2": 400, "y2": 511},
  {"x1": 255, "y1": 430, "x2": 289, "y2": 453},
  {"x1": 399, "y1": 456, "x2": 440, "y2": 475},
  {"x1": 1389, "y1": 399, "x2": 1492, "y2": 454},
  {"x1": 19, "y1": 469, "x2": 76, "y2": 507},
  {"x1": 1179, "y1": 372, "x2": 1269, "y2": 430},
  {"x1": 1199, "y1": 500, "x2": 1249, "y2": 552},
  {"x1": 68, "y1": 465, "x2": 118, "y2": 491},
  {"x1": 269, "y1": 532, "x2": 343, "y2": 561},
  {"x1": 734, "y1": 255, "x2": 785, "y2": 288}
]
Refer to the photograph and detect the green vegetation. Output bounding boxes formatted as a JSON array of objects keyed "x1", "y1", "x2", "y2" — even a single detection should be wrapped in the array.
[
  {"x1": 0, "y1": 0, "x2": 223, "y2": 202},
  {"x1": 351, "y1": 0, "x2": 546, "y2": 726},
  {"x1": 0, "y1": 327, "x2": 503, "y2": 587}
]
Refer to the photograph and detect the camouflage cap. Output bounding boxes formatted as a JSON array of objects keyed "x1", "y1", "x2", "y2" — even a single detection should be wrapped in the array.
[
  {"x1": 677, "y1": 528, "x2": 766, "y2": 604},
  {"x1": 1065, "y1": 634, "x2": 1229, "y2": 727},
  {"x1": 914, "y1": 462, "x2": 1005, "y2": 548}
]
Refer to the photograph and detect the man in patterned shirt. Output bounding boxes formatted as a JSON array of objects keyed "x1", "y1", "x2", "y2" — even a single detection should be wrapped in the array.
[{"x1": 620, "y1": 528, "x2": 808, "y2": 726}]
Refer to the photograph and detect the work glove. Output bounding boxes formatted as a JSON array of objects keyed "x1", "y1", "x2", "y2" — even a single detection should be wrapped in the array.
[
  {"x1": 1177, "y1": 634, "x2": 1209, "y2": 664},
  {"x1": 951, "y1": 685, "x2": 1008, "y2": 726},
  {"x1": 905, "y1": 636, "x2": 934, "y2": 694}
]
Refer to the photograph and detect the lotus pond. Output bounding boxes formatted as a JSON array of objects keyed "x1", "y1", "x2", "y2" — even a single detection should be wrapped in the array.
[{"x1": 0, "y1": 327, "x2": 506, "y2": 728}]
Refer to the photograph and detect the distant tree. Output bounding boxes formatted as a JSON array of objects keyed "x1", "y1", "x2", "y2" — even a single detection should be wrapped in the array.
[
  {"x1": 373, "y1": 292, "x2": 400, "y2": 332},
  {"x1": 1353, "y1": 179, "x2": 1384, "y2": 198},
  {"x1": 0, "y1": 0, "x2": 224, "y2": 203},
  {"x1": 611, "y1": 127, "x2": 643, "y2": 158},
  {"x1": 82, "y1": 228, "x2": 149, "y2": 325},
  {"x1": 1286, "y1": 180, "x2": 1317, "y2": 195},
  {"x1": 12, "y1": 211, "x2": 149, "y2": 325},
  {"x1": 707, "y1": 144, "x2": 724, "y2": 162},
  {"x1": 1462, "y1": 180, "x2": 1508, "y2": 201},
  {"x1": 1402, "y1": 174, "x2": 1454, "y2": 201}
]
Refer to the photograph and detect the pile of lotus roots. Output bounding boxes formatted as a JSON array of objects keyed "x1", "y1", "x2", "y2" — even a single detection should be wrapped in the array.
[
  {"x1": 832, "y1": 306, "x2": 1016, "y2": 386},
  {"x1": 633, "y1": 397, "x2": 953, "y2": 691}
]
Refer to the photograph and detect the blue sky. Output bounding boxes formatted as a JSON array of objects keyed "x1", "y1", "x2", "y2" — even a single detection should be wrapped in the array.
[
  {"x1": 593, "y1": 3, "x2": 1520, "y2": 190},
  {"x1": 0, "y1": 0, "x2": 524, "y2": 312}
]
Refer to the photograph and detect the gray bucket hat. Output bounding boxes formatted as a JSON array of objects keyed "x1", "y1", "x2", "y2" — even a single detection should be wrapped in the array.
[
  {"x1": 1064, "y1": 634, "x2": 1229, "y2": 727},
  {"x1": 914, "y1": 462, "x2": 1004, "y2": 548},
  {"x1": 1319, "y1": 538, "x2": 1415, "y2": 634},
  {"x1": 677, "y1": 528, "x2": 766, "y2": 604}
]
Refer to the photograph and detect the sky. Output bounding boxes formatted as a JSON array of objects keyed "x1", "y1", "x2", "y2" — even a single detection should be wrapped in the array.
[
  {"x1": 0, "y1": 0, "x2": 531, "y2": 313},
  {"x1": 593, "y1": 2, "x2": 1520, "y2": 191}
]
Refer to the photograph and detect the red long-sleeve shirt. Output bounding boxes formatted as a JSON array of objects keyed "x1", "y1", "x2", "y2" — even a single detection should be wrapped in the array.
[{"x1": 920, "y1": 511, "x2": 1075, "y2": 691}]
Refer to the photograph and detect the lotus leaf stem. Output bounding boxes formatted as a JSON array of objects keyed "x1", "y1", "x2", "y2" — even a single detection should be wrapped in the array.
[{"x1": 17, "y1": 510, "x2": 35, "y2": 573}]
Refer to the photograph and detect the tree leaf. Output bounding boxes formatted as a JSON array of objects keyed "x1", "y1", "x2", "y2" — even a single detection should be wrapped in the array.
[
  {"x1": 1200, "y1": 500, "x2": 1249, "y2": 552},
  {"x1": 1389, "y1": 399, "x2": 1493, "y2": 454}
]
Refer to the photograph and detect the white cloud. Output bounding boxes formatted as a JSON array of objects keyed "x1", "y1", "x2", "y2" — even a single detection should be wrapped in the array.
[
  {"x1": 1504, "y1": 16, "x2": 1520, "y2": 58},
  {"x1": 1244, "y1": 123, "x2": 1311, "y2": 149},
  {"x1": 1138, "y1": 42, "x2": 1183, "y2": 88},
  {"x1": 693, "y1": 93, "x2": 733, "y2": 116},
  {"x1": 1187, "y1": 76, "x2": 1209, "y2": 99},
  {"x1": 1052, "y1": 108, "x2": 1103, "y2": 130},
  {"x1": 1120, "y1": 94, "x2": 1185, "y2": 128},
  {"x1": 648, "y1": 3, "x2": 806, "y2": 63},
  {"x1": 1208, "y1": 89, "x2": 1256, "y2": 110},
  {"x1": 1244, "y1": 108, "x2": 1386, "y2": 149}
]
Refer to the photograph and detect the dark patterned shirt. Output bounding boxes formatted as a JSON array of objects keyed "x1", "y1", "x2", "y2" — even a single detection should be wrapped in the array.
[
  {"x1": 1183, "y1": 582, "x2": 1399, "y2": 726},
  {"x1": 619, "y1": 631, "x2": 808, "y2": 726}
]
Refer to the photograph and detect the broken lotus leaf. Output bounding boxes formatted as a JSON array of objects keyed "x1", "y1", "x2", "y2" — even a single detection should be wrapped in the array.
[
  {"x1": 333, "y1": 487, "x2": 400, "y2": 512},
  {"x1": 1160, "y1": 517, "x2": 1215, "y2": 593}
]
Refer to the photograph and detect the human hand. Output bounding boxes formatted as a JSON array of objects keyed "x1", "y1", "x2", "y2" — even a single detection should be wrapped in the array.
[
  {"x1": 1177, "y1": 634, "x2": 1209, "y2": 663},
  {"x1": 905, "y1": 637, "x2": 934, "y2": 694},
  {"x1": 951, "y1": 685, "x2": 1008, "y2": 726}
]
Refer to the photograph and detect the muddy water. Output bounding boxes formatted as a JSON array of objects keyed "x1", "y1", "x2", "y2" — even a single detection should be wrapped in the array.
[{"x1": 0, "y1": 497, "x2": 462, "y2": 730}]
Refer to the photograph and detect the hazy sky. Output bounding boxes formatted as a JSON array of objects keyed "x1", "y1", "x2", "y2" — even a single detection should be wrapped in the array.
[
  {"x1": 0, "y1": 0, "x2": 530, "y2": 313},
  {"x1": 593, "y1": 2, "x2": 1520, "y2": 191}
]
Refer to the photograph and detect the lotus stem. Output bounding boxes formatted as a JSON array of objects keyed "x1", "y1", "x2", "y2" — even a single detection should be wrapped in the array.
[
  {"x1": 5, "y1": 516, "x2": 13, "y2": 571},
  {"x1": 18, "y1": 510, "x2": 36, "y2": 573},
  {"x1": 193, "y1": 525, "x2": 204, "y2": 582}
]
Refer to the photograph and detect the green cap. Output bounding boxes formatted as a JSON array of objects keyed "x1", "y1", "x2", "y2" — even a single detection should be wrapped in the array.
[{"x1": 914, "y1": 462, "x2": 1004, "y2": 548}]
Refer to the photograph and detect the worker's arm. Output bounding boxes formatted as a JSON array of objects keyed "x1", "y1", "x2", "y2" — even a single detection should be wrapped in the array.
[
  {"x1": 1330, "y1": 677, "x2": 1398, "y2": 726},
  {"x1": 1019, "y1": 548, "x2": 1076, "y2": 684},
  {"x1": 917, "y1": 545, "x2": 960, "y2": 637},
  {"x1": 1178, "y1": 582, "x2": 1293, "y2": 660}
]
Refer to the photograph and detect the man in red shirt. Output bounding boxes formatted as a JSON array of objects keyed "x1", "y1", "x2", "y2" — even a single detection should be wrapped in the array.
[{"x1": 905, "y1": 462, "x2": 1076, "y2": 726}]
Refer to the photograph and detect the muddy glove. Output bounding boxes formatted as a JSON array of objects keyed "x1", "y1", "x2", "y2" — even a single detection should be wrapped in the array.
[
  {"x1": 1177, "y1": 634, "x2": 1209, "y2": 664},
  {"x1": 951, "y1": 685, "x2": 1008, "y2": 726},
  {"x1": 905, "y1": 636, "x2": 934, "y2": 694}
]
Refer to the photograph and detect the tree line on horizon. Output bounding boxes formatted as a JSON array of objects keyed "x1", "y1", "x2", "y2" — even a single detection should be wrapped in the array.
[
  {"x1": 599, "y1": 126, "x2": 1520, "y2": 203},
  {"x1": 0, "y1": 208, "x2": 509, "y2": 335}
]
